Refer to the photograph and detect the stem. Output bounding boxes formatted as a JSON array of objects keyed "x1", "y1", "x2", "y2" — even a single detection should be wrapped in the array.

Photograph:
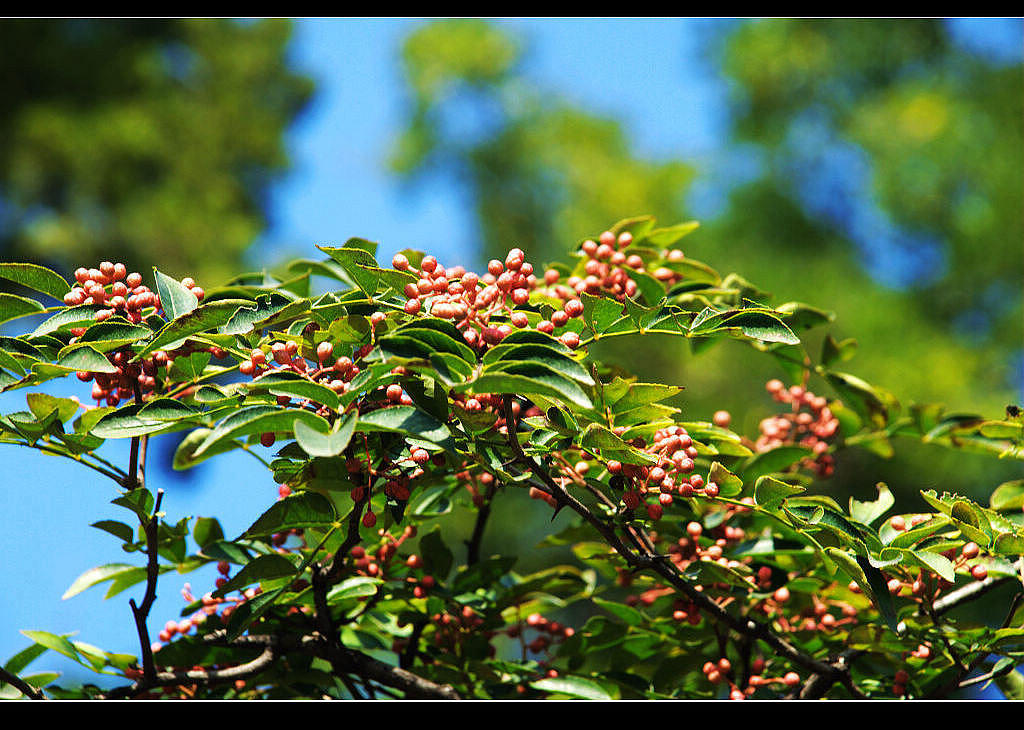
[
  {"x1": 0, "y1": 666, "x2": 45, "y2": 700},
  {"x1": 466, "y1": 479, "x2": 497, "y2": 566},
  {"x1": 130, "y1": 488, "x2": 164, "y2": 682},
  {"x1": 501, "y1": 395, "x2": 856, "y2": 694}
]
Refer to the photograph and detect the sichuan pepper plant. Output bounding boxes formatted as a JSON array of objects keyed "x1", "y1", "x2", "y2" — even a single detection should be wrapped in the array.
[{"x1": 0, "y1": 216, "x2": 1022, "y2": 700}]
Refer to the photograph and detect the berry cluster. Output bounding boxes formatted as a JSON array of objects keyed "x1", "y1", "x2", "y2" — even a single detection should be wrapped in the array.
[
  {"x1": 64, "y1": 262, "x2": 204, "y2": 324},
  {"x1": 759, "y1": 379, "x2": 840, "y2": 477},
  {"x1": 704, "y1": 656, "x2": 802, "y2": 700},
  {"x1": 75, "y1": 343, "x2": 226, "y2": 407},
  {"x1": 545, "y1": 230, "x2": 686, "y2": 302},
  {"x1": 394, "y1": 249, "x2": 574, "y2": 349}
]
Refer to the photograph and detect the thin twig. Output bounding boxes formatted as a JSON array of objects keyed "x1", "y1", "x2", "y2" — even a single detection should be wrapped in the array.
[
  {"x1": 501, "y1": 396, "x2": 850, "y2": 690},
  {"x1": 0, "y1": 666, "x2": 45, "y2": 700},
  {"x1": 130, "y1": 488, "x2": 164, "y2": 682},
  {"x1": 466, "y1": 479, "x2": 497, "y2": 566}
]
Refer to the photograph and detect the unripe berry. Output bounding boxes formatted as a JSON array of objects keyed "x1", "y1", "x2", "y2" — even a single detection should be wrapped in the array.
[
  {"x1": 563, "y1": 298, "x2": 584, "y2": 318},
  {"x1": 560, "y1": 331, "x2": 580, "y2": 349}
]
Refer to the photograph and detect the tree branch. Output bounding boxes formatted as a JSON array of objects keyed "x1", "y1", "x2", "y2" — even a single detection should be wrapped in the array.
[
  {"x1": 0, "y1": 666, "x2": 45, "y2": 700},
  {"x1": 501, "y1": 395, "x2": 856, "y2": 694},
  {"x1": 130, "y1": 488, "x2": 164, "y2": 682}
]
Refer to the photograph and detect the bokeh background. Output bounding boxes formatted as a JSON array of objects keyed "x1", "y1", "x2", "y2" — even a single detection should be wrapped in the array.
[{"x1": 0, "y1": 18, "x2": 1021, "y2": 691}]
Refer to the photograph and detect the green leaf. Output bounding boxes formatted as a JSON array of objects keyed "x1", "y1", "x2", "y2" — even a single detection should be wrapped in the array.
[
  {"x1": 0, "y1": 293, "x2": 44, "y2": 325},
  {"x1": 388, "y1": 323, "x2": 476, "y2": 362},
  {"x1": 483, "y1": 343, "x2": 594, "y2": 385},
  {"x1": 0, "y1": 263, "x2": 70, "y2": 301},
  {"x1": 995, "y1": 670, "x2": 1024, "y2": 700},
  {"x1": 56, "y1": 344, "x2": 119, "y2": 374},
  {"x1": 719, "y1": 310, "x2": 800, "y2": 345},
  {"x1": 172, "y1": 428, "x2": 239, "y2": 469},
  {"x1": 61, "y1": 564, "x2": 139, "y2": 600},
  {"x1": 776, "y1": 301, "x2": 835, "y2": 330},
  {"x1": 419, "y1": 528, "x2": 453, "y2": 579},
  {"x1": 221, "y1": 293, "x2": 310, "y2": 335},
  {"x1": 581, "y1": 292, "x2": 625, "y2": 335},
  {"x1": 991, "y1": 480, "x2": 1024, "y2": 512},
  {"x1": 740, "y1": 445, "x2": 813, "y2": 483},
  {"x1": 593, "y1": 597, "x2": 646, "y2": 625},
  {"x1": 607, "y1": 380, "x2": 682, "y2": 412},
  {"x1": 243, "y1": 492, "x2": 338, "y2": 537},
  {"x1": 90, "y1": 403, "x2": 194, "y2": 439},
  {"x1": 78, "y1": 321, "x2": 152, "y2": 350},
  {"x1": 900, "y1": 548, "x2": 955, "y2": 583},
  {"x1": 245, "y1": 371, "x2": 340, "y2": 411},
  {"x1": 193, "y1": 405, "x2": 331, "y2": 457},
  {"x1": 531, "y1": 676, "x2": 614, "y2": 700},
  {"x1": 3, "y1": 643, "x2": 47, "y2": 676},
  {"x1": 849, "y1": 483, "x2": 895, "y2": 527},
  {"x1": 855, "y1": 554, "x2": 899, "y2": 632},
  {"x1": 708, "y1": 461, "x2": 743, "y2": 497},
  {"x1": 356, "y1": 405, "x2": 452, "y2": 446},
  {"x1": 30, "y1": 305, "x2": 102, "y2": 338},
  {"x1": 826, "y1": 371, "x2": 894, "y2": 429},
  {"x1": 19, "y1": 631, "x2": 78, "y2": 661},
  {"x1": 498, "y1": 327, "x2": 572, "y2": 354},
  {"x1": 136, "y1": 299, "x2": 253, "y2": 360},
  {"x1": 212, "y1": 554, "x2": 299, "y2": 598},
  {"x1": 578, "y1": 424, "x2": 657, "y2": 465},
  {"x1": 153, "y1": 268, "x2": 199, "y2": 320},
  {"x1": 90, "y1": 520, "x2": 135, "y2": 544},
  {"x1": 754, "y1": 475, "x2": 806, "y2": 511},
  {"x1": 644, "y1": 221, "x2": 700, "y2": 247},
  {"x1": 192, "y1": 517, "x2": 225, "y2": 549},
  {"x1": 293, "y1": 411, "x2": 357, "y2": 458},
  {"x1": 821, "y1": 334, "x2": 857, "y2": 367},
  {"x1": 26, "y1": 393, "x2": 79, "y2": 423},
  {"x1": 327, "y1": 576, "x2": 383, "y2": 602},
  {"x1": 480, "y1": 361, "x2": 593, "y2": 409}
]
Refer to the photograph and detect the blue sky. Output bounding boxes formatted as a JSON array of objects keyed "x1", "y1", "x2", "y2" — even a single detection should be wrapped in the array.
[{"x1": 0, "y1": 18, "x2": 1020, "y2": 689}]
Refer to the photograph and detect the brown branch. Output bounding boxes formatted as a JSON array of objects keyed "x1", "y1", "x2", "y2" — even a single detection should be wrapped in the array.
[
  {"x1": 322, "y1": 642, "x2": 461, "y2": 700},
  {"x1": 466, "y1": 480, "x2": 497, "y2": 566},
  {"x1": 932, "y1": 562, "x2": 1022, "y2": 617},
  {"x1": 501, "y1": 395, "x2": 854, "y2": 693},
  {"x1": 129, "y1": 488, "x2": 164, "y2": 682},
  {"x1": 0, "y1": 666, "x2": 45, "y2": 700},
  {"x1": 927, "y1": 590, "x2": 1024, "y2": 699}
]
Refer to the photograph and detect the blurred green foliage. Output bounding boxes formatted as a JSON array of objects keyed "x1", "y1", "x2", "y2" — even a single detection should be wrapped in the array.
[
  {"x1": 0, "y1": 19, "x2": 312, "y2": 284},
  {"x1": 391, "y1": 19, "x2": 693, "y2": 266},
  {"x1": 715, "y1": 19, "x2": 1022, "y2": 409},
  {"x1": 391, "y1": 19, "x2": 1021, "y2": 512}
]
